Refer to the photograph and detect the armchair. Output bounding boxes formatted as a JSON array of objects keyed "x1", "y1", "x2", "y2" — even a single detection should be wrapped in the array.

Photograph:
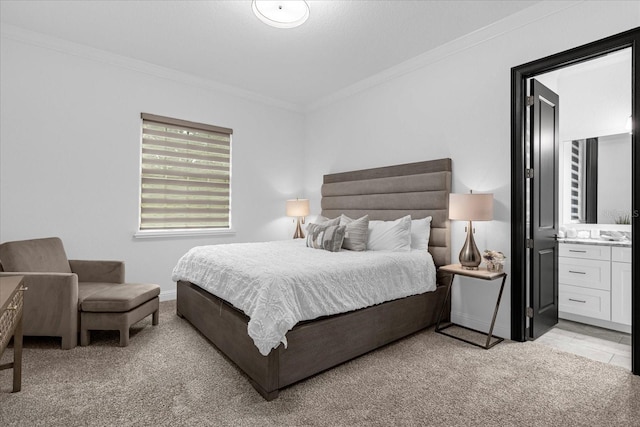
[{"x1": 0, "y1": 237, "x2": 125, "y2": 349}]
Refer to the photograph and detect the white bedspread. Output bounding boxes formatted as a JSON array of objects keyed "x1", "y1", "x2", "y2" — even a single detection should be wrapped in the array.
[{"x1": 171, "y1": 240, "x2": 437, "y2": 356}]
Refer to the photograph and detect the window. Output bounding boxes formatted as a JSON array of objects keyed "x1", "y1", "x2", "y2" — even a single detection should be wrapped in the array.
[{"x1": 138, "y1": 113, "x2": 232, "y2": 234}]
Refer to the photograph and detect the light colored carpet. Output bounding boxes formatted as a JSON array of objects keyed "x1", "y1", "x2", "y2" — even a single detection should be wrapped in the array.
[{"x1": 1, "y1": 300, "x2": 638, "y2": 426}]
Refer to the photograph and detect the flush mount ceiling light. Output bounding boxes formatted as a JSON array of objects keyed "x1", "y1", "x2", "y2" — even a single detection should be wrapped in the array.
[{"x1": 252, "y1": 0, "x2": 310, "y2": 29}]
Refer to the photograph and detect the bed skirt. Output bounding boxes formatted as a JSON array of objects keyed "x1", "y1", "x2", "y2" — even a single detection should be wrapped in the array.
[{"x1": 176, "y1": 279, "x2": 450, "y2": 400}]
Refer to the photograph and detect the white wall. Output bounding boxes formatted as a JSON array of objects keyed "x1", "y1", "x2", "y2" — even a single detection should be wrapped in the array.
[
  {"x1": 558, "y1": 51, "x2": 632, "y2": 142},
  {"x1": 0, "y1": 36, "x2": 305, "y2": 299},
  {"x1": 303, "y1": 1, "x2": 640, "y2": 338}
]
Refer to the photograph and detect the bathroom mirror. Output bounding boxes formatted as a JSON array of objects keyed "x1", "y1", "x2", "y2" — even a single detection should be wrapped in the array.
[{"x1": 561, "y1": 132, "x2": 632, "y2": 224}]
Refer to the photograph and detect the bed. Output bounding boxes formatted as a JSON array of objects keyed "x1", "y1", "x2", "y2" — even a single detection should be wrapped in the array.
[{"x1": 175, "y1": 158, "x2": 452, "y2": 400}]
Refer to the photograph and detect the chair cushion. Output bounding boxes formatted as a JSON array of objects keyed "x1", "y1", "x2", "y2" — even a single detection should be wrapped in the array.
[
  {"x1": 0, "y1": 237, "x2": 72, "y2": 273},
  {"x1": 80, "y1": 283, "x2": 160, "y2": 313},
  {"x1": 78, "y1": 282, "x2": 124, "y2": 310}
]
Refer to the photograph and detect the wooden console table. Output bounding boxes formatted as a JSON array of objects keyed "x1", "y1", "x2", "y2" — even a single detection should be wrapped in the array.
[{"x1": 0, "y1": 276, "x2": 26, "y2": 392}]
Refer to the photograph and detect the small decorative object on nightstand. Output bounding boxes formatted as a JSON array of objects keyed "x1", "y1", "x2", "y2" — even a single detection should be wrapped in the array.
[
  {"x1": 436, "y1": 264, "x2": 507, "y2": 349},
  {"x1": 286, "y1": 198, "x2": 310, "y2": 239},
  {"x1": 449, "y1": 192, "x2": 493, "y2": 270},
  {"x1": 483, "y1": 250, "x2": 506, "y2": 272}
]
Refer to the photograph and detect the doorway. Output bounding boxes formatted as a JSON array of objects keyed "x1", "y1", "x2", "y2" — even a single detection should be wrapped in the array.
[{"x1": 510, "y1": 28, "x2": 640, "y2": 375}]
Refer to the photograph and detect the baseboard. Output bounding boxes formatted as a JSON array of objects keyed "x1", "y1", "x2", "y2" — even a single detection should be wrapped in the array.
[
  {"x1": 560, "y1": 311, "x2": 631, "y2": 334},
  {"x1": 160, "y1": 289, "x2": 177, "y2": 302},
  {"x1": 451, "y1": 311, "x2": 510, "y2": 340}
]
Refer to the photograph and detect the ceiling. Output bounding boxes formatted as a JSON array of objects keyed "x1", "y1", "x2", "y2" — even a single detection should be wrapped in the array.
[{"x1": 0, "y1": 1, "x2": 540, "y2": 109}]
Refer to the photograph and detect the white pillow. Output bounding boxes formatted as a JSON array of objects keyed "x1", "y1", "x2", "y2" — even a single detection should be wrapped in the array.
[
  {"x1": 367, "y1": 215, "x2": 412, "y2": 252},
  {"x1": 411, "y1": 216, "x2": 432, "y2": 250}
]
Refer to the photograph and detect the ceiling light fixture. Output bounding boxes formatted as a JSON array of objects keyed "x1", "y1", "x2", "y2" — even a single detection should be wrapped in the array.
[{"x1": 252, "y1": 0, "x2": 310, "y2": 29}]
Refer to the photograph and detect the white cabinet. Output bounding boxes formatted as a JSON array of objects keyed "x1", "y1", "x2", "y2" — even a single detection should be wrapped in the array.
[
  {"x1": 559, "y1": 244, "x2": 611, "y2": 321},
  {"x1": 611, "y1": 247, "x2": 632, "y2": 325},
  {"x1": 559, "y1": 243, "x2": 631, "y2": 332}
]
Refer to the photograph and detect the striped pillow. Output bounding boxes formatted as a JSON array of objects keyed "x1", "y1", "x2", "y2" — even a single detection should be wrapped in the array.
[
  {"x1": 306, "y1": 223, "x2": 347, "y2": 252},
  {"x1": 306, "y1": 215, "x2": 340, "y2": 232},
  {"x1": 339, "y1": 214, "x2": 369, "y2": 251}
]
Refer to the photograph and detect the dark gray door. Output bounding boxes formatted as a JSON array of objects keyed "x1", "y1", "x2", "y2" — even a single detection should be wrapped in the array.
[{"x1": 529, "y1": 79, "x2": 559, "y2": 340}]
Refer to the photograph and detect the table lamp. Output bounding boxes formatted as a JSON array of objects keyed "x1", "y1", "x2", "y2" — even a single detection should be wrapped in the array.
[
  {"x1": 449, "y1": 192, "x2": 494, "y2": 270},
  {"x1": 286, "y1": 198, "x2": 310, "y2": 239}
]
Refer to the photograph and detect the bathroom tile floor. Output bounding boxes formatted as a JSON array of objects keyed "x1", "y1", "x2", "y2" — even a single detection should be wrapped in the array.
[{"x1": 536, "y1": 319, "x2": 631, "y2": 370}]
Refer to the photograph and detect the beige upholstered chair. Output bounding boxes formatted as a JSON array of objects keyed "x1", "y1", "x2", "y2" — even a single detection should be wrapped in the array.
[{"x1": 0, "y1": 237, "x2": 158, "y2": 349}]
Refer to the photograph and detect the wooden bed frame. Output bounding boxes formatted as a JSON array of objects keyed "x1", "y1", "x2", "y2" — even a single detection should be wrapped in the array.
[{"x1": 176, "y1": 159, "x2": 452, "y2": 400}]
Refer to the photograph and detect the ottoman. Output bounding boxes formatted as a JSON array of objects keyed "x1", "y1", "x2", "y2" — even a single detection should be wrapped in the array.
[{"x1": 80, "y1": 283, "x2": 160, "y2": 347}]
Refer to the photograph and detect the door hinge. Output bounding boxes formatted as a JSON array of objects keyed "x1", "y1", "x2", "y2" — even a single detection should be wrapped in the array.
[
  {"x1": 526, "y1": 307, "x2": 534, "y2": 318},
  {"x1": 526, "y1": 96, "x2": 535, "y2": 106},
  {"x1": 526, "y1": 239, "x2": 534, "y2": 249},
  {"x1": 526, "y1": 168, "x2": 534, "y2": 179}
]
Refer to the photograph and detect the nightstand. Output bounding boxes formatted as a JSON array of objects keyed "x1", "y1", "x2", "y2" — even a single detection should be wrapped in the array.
[{"x1": 436, "y1": 264, "x2": 507, "y2": 349}]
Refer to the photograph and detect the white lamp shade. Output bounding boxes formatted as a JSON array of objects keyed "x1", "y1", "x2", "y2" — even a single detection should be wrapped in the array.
[
  {"x1": 286, "y1": 199, "x2": 310, "y2": 217},
  {"x1": 449, "y1": 193, "x2": 493, "y2": 221}
]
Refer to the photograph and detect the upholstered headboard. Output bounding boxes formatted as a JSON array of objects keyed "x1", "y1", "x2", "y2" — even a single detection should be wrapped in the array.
[{"x1": 320, "y1": 159, "x2": 451, "y2": 268}]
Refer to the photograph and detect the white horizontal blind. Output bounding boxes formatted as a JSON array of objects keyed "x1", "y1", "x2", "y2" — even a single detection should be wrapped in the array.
[{"x1": 140, "y1": 113, "x2": 232, "y2": 231}]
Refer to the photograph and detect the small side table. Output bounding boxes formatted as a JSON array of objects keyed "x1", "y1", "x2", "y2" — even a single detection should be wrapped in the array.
[
  {"x1": 0, "y1": 276, "x2": 26, "y2": 392},
  {"x1": 436, "y1": 264, "x2": 507, "y2": 349}
]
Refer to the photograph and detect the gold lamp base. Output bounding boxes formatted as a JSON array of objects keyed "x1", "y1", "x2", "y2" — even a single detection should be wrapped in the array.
[
  {"x1": 293, "y1": 217, "x2": 305, "y2": 239},
  {"x1": 459, "y1": 220, "x2": 481, "y2": 270}
]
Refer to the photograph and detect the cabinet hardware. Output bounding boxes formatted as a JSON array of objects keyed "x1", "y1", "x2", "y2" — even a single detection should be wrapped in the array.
[
  {"x1": 568, "y1": 270, "x2": 586, "y2": 274},
  {"x1": 568, "y1": 298, "x2": 587, "y2": 303},
  {"x1": 568, "y1": 250, "x2": 587, "y2": 253}
]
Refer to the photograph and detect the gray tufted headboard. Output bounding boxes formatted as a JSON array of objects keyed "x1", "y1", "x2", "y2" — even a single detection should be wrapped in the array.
[{"x1": 320, "y1": 158, "x2": 451, "y2": 268}]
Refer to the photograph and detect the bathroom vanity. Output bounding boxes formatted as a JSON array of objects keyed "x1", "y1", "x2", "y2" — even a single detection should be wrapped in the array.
[{"x1": 558, "y1": 239, "x2": 631, "y2": 333}]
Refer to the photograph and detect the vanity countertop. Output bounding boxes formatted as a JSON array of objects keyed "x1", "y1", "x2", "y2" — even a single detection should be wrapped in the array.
[{"x1": 557, "y1": 238, "x2": 631, "y2": 247}]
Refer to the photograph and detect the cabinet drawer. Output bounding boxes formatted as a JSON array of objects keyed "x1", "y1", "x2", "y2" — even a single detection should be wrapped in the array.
[
  {"x1": 559, "y1": 243, "x2": 611, "y2": 261},
  {"x1": 559, "y1": 284, "x2": 610, "y2": 321},
  {"x1": 558, "y1": 257, "x2": 611, "y2": 290},
  {"x1": 611, "y1": 246, "x2": 631, "y2": 263}
]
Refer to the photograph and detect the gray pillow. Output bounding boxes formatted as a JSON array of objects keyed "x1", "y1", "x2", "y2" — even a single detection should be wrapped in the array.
[
  {"x1": 306, "y1": 215, "x2": 340, "y2": 232},
  {"x1": 306, "y1": 223, "x2": 346, "y2": 252},
  {"x1": 339, "y1": 214, "x2": 369, "y2": 251}
]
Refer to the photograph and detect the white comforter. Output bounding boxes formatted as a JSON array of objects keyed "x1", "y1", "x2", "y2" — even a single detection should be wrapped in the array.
[{"x1": 171, "y1": 240, "x2": 437, "y2": 356}]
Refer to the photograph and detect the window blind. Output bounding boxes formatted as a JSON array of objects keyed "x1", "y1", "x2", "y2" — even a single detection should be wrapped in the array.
[{"x1": 140, "y1": 113, "x2": 232, "y2": 231}]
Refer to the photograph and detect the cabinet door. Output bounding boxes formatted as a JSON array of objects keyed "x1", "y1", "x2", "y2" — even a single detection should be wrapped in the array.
[{"x1": 611, "y1": 261, "x2": 632, "y2": 325}]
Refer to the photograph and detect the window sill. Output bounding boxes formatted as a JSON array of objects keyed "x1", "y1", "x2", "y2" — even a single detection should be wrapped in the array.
[{"x1": 133, "y1": 229, "x2": 236, "y2": 239}]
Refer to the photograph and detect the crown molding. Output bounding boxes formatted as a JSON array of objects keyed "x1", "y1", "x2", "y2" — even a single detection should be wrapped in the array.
[
  {"x1": 305, "y1": 1, "x2": 583, "y2": 112},
  {"x1": 0, "y1": 24, "x2": 304, "y2": 114}
]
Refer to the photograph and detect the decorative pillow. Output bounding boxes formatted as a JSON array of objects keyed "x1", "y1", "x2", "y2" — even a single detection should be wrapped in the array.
[
  {"x1": 306, "y1": 223, "x2": 346, "y2": 252},
  {"x1": 411, "y1": 216, "x2": 432, "y2": 250},
  {"x1": 339, "y1": 214, "x2": 369, "y2": 251},
  {"x1": 307, "y1": 215, "x2": 340, "y2": 232},
  {"x1": 367, "y1": 215, "x2": 412, "y2": 252}
]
